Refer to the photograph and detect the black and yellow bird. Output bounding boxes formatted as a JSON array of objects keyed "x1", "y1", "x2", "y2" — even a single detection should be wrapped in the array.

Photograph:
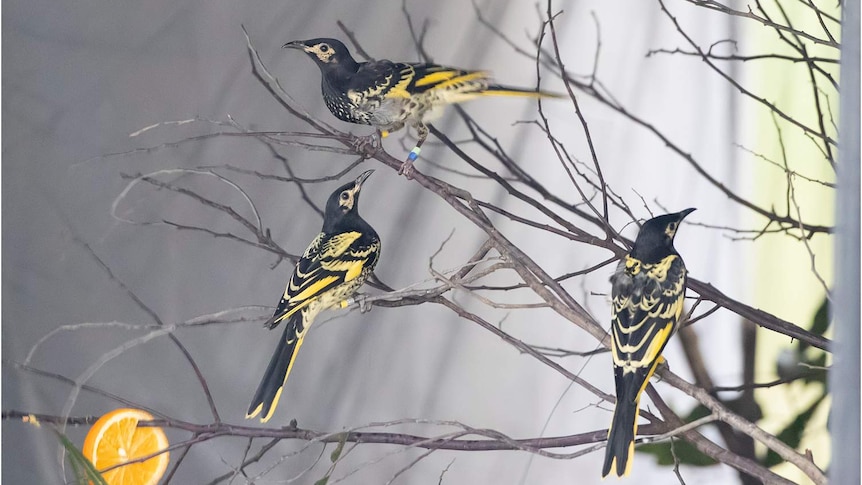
[
  {"x1": 283, "y1": 37, "x2": 559, "y2": 176},
  {"x1": 247, "y1": 169, "x2": 381, "y2": 423},
  {"x1": 602, "y1": 208, "x2": 695, "y2": 478}
]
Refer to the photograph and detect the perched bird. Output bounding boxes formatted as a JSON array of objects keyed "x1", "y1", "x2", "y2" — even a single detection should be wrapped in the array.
[
  {"x1": 283, "y1": 37, "x2": 559, "y2": 177},
  {"x1": 602, "y1": 208, "x2": 696, "y2": 478},
  {"x1": 247, "y1": 169, "x2": 381, "y2": 423}
]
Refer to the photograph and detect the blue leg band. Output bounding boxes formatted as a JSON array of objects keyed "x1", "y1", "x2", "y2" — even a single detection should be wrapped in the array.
[{"x1": 408, "y1": 147, "x2": 421, "y2": 161}]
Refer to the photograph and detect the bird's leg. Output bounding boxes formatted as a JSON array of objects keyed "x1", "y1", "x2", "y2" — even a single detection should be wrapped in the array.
[
  {"x1": 339, "y1": 294, "x2": 372, "y2": 313},
  {"x1": 399, "y1": 123, "x2": 428, "y2": 179}
]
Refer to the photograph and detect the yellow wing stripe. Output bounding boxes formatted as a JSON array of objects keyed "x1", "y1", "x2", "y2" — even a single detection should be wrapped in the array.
[
  {"x1": 414, "y1": 69, "x2": 460, "y2": 87},
  {"x1": 289, "y1": 275, "x2": 339, "y2": 303},
  {"x1": 478, "y1": 90, "x2": 544, "y2": 98},
  {"x1": 640, "y1": 323, "x2": 673, "y2": 369},
  {"x1": 345, "y1": 259, "x2": 365, "y2": 281},
  {"x1": 432, "y1": 71, "x2": 489, "y2": 90},
  {"x1": 269, "y1": 298, "x2": 314, "y2": 326}
]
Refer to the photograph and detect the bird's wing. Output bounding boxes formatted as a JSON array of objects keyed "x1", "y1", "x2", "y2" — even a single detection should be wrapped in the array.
[
  {"x1": 350, "y1": 59, "x2": 412, "y2": 101},
  {"x1": 610, "y1": 254, "x2": 687, "y2": 378},
  {"x1": 353, "y1": 61, "x2": 490, "y2": 97},
  {"x1": 402, "y1": 63, "x2": 491, "y2": 94},
  {"x1": 265, "y1": 231, "x2": 379, "y2": 328}
]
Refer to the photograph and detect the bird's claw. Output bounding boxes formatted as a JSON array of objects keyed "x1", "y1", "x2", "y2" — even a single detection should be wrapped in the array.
[
  {"x1": 351, "y1": 294, "x2": 372, "y2": 313},
  {"x1": 351, "y1": 133, "x2": 380, "y2": 158},
  {"x1": 398, "y1": 146, "x2": 421, "y2": 179},
  {"x1": 398, "y1": 160, "x2": 415, "y2": 179}
]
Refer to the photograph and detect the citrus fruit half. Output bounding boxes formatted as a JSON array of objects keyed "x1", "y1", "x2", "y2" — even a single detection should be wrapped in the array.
[{"x1": 82, "y1": 408, "x2": 169, "y2": 485}]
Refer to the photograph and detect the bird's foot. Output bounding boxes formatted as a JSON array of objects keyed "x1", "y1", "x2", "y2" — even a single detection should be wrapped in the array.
[
  {"x1": 654, "y1": 356, "x2": 669, "y2": 382},
  {"x1": 398, "y1": 146, "x2": 421, "y2": 179},
  {"x1": 358, "y1": 295, "x2": 372, "y2": 313},
  {"x1": 348, "y1": 293, "x2": 373, "y2": 313},
  {"x1": 338, "y1": 294, "x2": 372, "y2": 313},
  {"x1": 351, "y1": 133, "x2": 381, "y2": 158}
]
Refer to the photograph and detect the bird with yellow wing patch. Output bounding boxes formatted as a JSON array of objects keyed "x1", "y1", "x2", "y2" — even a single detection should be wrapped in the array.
[
  {"x1": 247, "y1": 170, "x2": 381, "y2": 423},
  {"x1": 283, "y1": 37, "x2": 560, "y2": 177},
  {"x1": 603, "y1": 208, "x2": 695, "y2": 478}
]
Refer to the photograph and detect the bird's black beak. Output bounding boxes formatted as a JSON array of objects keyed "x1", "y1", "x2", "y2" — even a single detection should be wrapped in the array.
[
  {"x1": 282, "y1": 40, "x2": 306, "y2": 50},
  {"x1": 353, "y1": 169, "x2": 374, "y2": 191},
  {"x1": 678, "y1": 207, "x2": 697, "y2": 220}
]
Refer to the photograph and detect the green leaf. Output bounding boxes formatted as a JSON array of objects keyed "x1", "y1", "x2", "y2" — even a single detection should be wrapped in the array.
[
  {"x1": 638, "y1": 438, "x2": 717, "y2": 467},
  {"x1": 722, "y1": 395, "x2": 763, "y2": 423},
  {"x1": 683, "y1": 404, "x2": 711, "y2": 423},
  {"x1": 51, "y1": 427, "x2": 108, "y2": 485},
  {"x1": 314, "y1": 477, "x2": 329, "y2": 485},
  {"x1": 799, "y1": 297, "x2": 830, "y2": 356},
  {"x1": 802, "y1": 366, "x2": 828, "y2": 385},
  {"x1": 330, "y1": 433, "x2": 347, "y2": 462},
  {"x1": 763, "y1": 393, "x2": 827, "y2": 468}
]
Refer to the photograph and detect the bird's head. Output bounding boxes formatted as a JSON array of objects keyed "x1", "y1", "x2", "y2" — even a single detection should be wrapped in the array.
[
  {"x1": 283, "y1": 38, "x2": 357, "y2": 71},
  {"x1": 323, "y1": 169, "x2": 374, "y2": 228},
  {"x1": 631, "y1": 208, "x2": 696, "y2": 257}
]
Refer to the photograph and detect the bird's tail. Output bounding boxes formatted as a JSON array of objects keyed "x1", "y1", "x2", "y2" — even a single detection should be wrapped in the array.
[
  {"x1": 602, "y1": 369, "x2": 648, "y2": 478},
  {"x1": 483, "y1": 84, "x2": 564, "y2": 99},
  {"x1": 246, "y1": 312, "x2": 306, "y2": 423}
]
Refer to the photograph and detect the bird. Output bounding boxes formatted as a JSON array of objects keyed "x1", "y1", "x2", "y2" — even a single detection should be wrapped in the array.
[
  {"x1": 246, "y1": 169, "x2": 381, "y2": 423},
  {"x1": 283, "y1": 37, "x2": 560, "y2": 177},
  {"x1": 602, "y1": 208, "x2": 696, "y2": 478}
]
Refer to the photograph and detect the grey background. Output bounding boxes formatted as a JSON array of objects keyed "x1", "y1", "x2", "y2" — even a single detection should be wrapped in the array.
[{"x1": 3, "y1": 0, "x2": 748, "y2": 483}]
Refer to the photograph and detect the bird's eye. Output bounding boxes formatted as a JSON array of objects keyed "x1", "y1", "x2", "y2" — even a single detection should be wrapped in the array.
[
  {"x1": 668, "y1": 222, "x2": 678, "y2": 232},
  {"x1": 319, "y1": 44, "x2": 330, "y2": 53},
  {"x1": 340, "y1": 191, "x2": 350, "y2": 201}
]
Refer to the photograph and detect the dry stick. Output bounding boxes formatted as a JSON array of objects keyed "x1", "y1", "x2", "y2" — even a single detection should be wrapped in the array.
[
  {"x1": 433, "y1": 296, "x2": 611, "y2": 403},
  {"x1": 414, "y1": 171, "x2": 605, "y2": 339},
  {"x1": 427, "y1": 124, "x2": 604, "y2": 246},
  {"x1": 645, "y1": 389, "x2": 796, "y2": 485},
  {"x1": 206, "y1": 438, "x2": 281, "y2": 485},
  {"x1": 544, "y1": 0, "x2": 612, "y2": 231},
  {"x1": 3, "y1": 409, "x2": 657, "y2": 453},
  {"x1": 658, "y1": 0, "x2": 835, "y2": 147},
  {"x1": 162, "y1": 444, "x2": 192, "y2": 484},
  {"x1": 373, "y1": 98, "x2": 826, "y2": 485},
  {"x1": 121, "y1": 173, "x2": 294, "y2": 261},
  {"x1": 216, "y1": 156, "x2": 367, "y2": 184},
  {"x1": 647, "y1": 47, "x2": 839, "y2": 66},
  {"x1": 478, "y1": 17, "x2": 833, "y2": 236},
  {"x1": 435, "y1": 39, "x2": 818, "y2": 485},
  {"x1": 687, "y1": 279, "x2": 830, "y2": 351},
  {"x1": 449, "y1": 46, "x2": 834, "y2": 350},
  {"x1": 760, "y1": 1, "x2": 838, "y2": 91},
  {"x1": 584, "y1": 85, "x2": 831, "y2": 235},
  {"x1": 677, "y1": 326, "x2": 758, "y2": 485},
  {"x1": 64, "y1": 230, "x2": 221, "y2": 424},
  {"x1": 456, "y1": 110, "x2": 619, "y2": 237},
  {"x1": 241, "y1": 32, "x2": 826, "y2": 479},
  {"x1": 771, "y1": 0, "x2": 836, "y2": 165},
  {"x1": 658, "y1": 369, "x2": 827, "y2": 484},
  {"x1": 683, "y1": 0, "x2": 839, "y2": 48}
]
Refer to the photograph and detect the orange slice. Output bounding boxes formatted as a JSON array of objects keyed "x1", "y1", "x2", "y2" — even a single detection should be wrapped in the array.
[{"x1": 82, "y1": 408, "x2": 170, "y2": 485}]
